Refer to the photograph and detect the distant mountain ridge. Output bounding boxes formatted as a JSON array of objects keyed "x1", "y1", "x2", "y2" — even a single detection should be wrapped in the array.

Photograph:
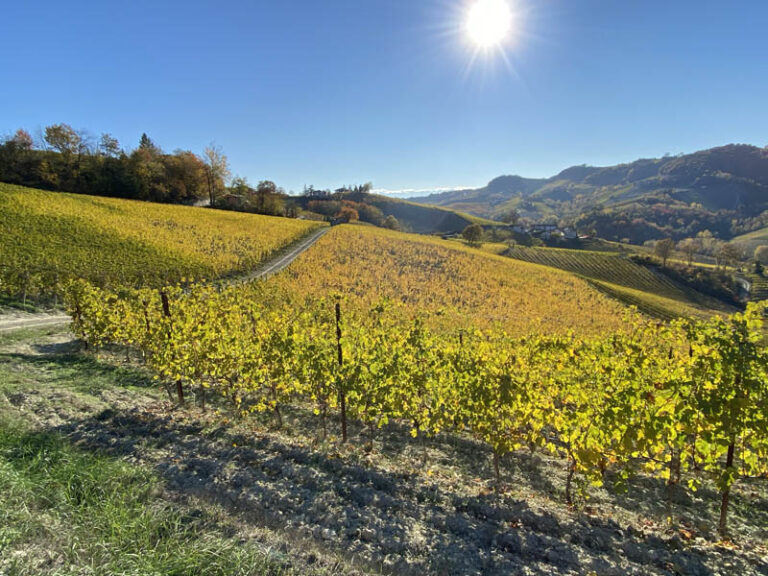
[{"x1": 417, "y1": 144, "x2": 768, "y2": 243}]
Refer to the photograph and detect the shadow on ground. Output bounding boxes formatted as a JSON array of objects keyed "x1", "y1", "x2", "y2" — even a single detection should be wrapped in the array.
[
  {"x1": 47, "y1": 406, "x2": 763, "y2": 576},
  {"x1": 3, "y1": 348, "x2": 766, "y2": 576}
]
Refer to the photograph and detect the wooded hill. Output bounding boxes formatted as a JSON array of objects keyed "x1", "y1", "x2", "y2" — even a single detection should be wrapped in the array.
[{"x1": 419, "y1": 144, "x2": 768, "y2": 243}]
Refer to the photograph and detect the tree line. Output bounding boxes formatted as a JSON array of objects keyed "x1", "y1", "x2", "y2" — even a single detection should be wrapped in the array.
[{"x1": 0, "y1": 125, "x2": 229, "y2": 205}]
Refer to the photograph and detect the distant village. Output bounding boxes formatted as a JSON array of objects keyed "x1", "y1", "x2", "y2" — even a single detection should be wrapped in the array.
[{"x1": 507, "y1": 223, "x2": 581, "y2": 240}]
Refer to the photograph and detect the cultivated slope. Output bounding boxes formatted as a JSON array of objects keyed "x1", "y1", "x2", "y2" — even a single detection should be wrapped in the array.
[
  {"x1": 503, "y1": 246, "x2": 734, "y2": 320},
  {"x1": 732, "y1": 225, "x2": 768, "y2": 254},
  {"x1": 267, "y1": 224, "x2": 629, "y2": 336},
  {"x1": 0, "y1": 183, "x2": 323, "y2": 294}
]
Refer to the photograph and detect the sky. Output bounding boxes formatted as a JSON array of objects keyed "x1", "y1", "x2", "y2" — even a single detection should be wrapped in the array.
[{"x1": 2, "y1": 0, "x2": 767, "y2": 195}]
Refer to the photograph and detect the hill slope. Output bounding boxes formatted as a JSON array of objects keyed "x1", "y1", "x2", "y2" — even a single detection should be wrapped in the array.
[
  {"x1": 296, "y1": 190, "x2": 493, "y2": 234},
  {"x1": 0, "y1": 183, "x2": 323, "y2": 297},
  {"x1": 503, "y1": 246, "x2": 735, "y2": 320},
  {"x1": 420, "y1": 144, "x2": 768, "y2": 243},
  {"x1": 732, "y1": 225, "x2": 768, "y2": 254},
  {"x1": 267, "y1": 224, "x2": 629, "y2": 336}
]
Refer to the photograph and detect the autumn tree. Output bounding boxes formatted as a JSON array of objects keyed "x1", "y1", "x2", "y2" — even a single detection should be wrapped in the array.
[
  {"x1": 753, "y1": 245, "x2": 768, "y2": 266},
  {"x1": 98, "y1": 133, "x2": 121, "y2": 157},
  {"x1": 12, "y1": 129, "x2": 34, "y2": 150},
  {"x1": 462, "y1": 224, "x2": 484, "y2": 246},
  {"x1": 336, "y1": 205, "x2": 359, "y2": 222},
  {"x1": 256, "y1": 180, "x2": 277, "y2": 212},
  {"x1": 677, "y1": 238, "x2": 701, "y2": 267},
  {"x1": 654, "y1": 238, "x2": 675, "y2": 267},
  {"x1": 716, "y1": 243, "x2": 743, "y2": 271},
  {"x1": 383, "y1": 215, "x2": 400, "y2": 230},
  {"x1": 203, "y1": 143, "x2": 231, "y2": 207}
]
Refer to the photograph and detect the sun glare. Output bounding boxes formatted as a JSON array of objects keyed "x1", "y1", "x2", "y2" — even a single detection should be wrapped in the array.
[{"x1": 466, "y1": 0, "x2": 513, "y2": 48}]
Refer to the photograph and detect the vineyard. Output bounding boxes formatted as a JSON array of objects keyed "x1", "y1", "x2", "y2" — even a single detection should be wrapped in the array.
[
  {"x1": 3, "y1": 190, "x2": 767, "y2": 571},
  {"x1": 503, "y1": 246, "x2": 732, "y2": 319},
  {"x1": 64, "y1": 270, "x2": 768, "y2": 545},
  {"x1": 266, "y1": 225, "x2": 628, "y2": 336},
  {"x1": 0, "y1": 183, "x2": 323, "y2": 302}
]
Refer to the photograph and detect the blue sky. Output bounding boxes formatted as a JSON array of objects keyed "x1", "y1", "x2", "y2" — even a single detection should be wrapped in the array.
[{"x1": 2, "y1": 1, "x2": 767, "y2": 194}]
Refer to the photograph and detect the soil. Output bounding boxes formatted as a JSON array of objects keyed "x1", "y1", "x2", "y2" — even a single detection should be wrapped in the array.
[{"x1": 1, "y1": 328, "x2": 767, "y2": 576}]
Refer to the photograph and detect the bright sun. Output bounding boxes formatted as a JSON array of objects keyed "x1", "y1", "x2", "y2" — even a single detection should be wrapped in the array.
[{"x1": 466, "y1": 0, "x2": 513, "y2": 48}]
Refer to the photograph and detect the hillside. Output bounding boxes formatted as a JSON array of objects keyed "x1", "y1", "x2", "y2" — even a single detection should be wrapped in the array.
[
  {"x1": 503, "y1": 246, "x2": 735, "y2": 320},
  {"x1": 0, "y1": 183, "x2": 323, "y2": 300},
  {"x1": 2, "y1": 215, "x2": 766, "y2": 576},
  {"x1": 267, "y1": 224, "x2": 628, "y2": 336},
  {"x1": 732, "y1": 225, "x2": 768, "y2": 254},
  {"x1": 419, "y1": 144, "x2": 768, "y2": 243},
  {"x1": 296, "y1": 190, "x2": 493, "y2": 235}
]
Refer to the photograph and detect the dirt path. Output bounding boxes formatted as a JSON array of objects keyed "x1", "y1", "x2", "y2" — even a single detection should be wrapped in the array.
[
  {"x1": 225, "y1": 226, "x2": 329, "y2": 284},
  {"x1": 0, "y1": 226, "x2": 330, "y2": 334},
  {"x1": 0, "y1": 313, "x2": 71, "y2": 333}
]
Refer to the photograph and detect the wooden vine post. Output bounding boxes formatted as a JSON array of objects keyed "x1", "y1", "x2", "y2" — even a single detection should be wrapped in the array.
[
  {"x1": 160, "y1": 288, "x2": 184, "y2": 405},
  {"x1": 335, "y1": 300, "x2": 347, "y2": 443}
]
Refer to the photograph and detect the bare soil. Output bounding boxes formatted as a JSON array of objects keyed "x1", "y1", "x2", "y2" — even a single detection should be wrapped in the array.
[{"x1": 1, "y1": 328, "x2": 767, "y2": 576}]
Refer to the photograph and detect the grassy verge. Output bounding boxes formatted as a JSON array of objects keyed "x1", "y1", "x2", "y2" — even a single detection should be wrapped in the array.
[
  {"x1": 0, "y1": 336, "x2": 308, "y2": 576},
  {"x1": 0, "y1": 418, "x2": 296, "y2": 575}
]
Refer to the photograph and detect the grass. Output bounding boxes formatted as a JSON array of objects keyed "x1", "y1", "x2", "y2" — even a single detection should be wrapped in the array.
[
  {"x1": 0, "y1": 419, "x2": 297, "y2": 576},
  {"x1": 0, "y1": 338, "x2": 316, "y2": 576},
  {"x1": 0, "y1": 330, "x2": 352, "y2": 576}
]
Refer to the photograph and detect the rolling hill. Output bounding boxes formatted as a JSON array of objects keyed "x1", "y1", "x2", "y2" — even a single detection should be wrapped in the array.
[
  {"x1": 267, "y1": 224, "x2": 629, "y2": 336},
  {"x1": 502, "y1": 246, "x2": 736, "y2": 320},
  {"x1": 295, "y1": 189, "x2": 495, "y2": 234},
  {"x1": 732, "y1": 225, "x2": 768, "y2": 254},
  {"x1": 0, "y1": 183, "x2": 323, "y2": 299},
  {"x1": 419, "y1": 144, "x2": 768, "y2": 243}
]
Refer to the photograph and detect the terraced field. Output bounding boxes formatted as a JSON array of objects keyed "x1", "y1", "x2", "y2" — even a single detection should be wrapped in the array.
[
  {"x1": 742, "y1": 273, "x2": 768, "y2": 301},
  {"x1": 504, "y1": 246, "x2": 733, "y2": 319}
]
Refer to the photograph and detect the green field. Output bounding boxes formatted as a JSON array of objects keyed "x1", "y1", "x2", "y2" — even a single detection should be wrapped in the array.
[
  {"x1": 732, "y1": 226, "x2": 768, "y2": 254},
  {"x1": 504, "y1": 245, "x2": 734, "y2": 319}
]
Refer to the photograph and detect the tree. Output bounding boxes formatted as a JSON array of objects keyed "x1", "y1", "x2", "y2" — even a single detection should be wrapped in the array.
[
  {"x1": 336, "y1": 206, "x2": 359, "y2": 222},
  {"x1": 717, "y1": 243, "x2": 743, "y2": 271},
  {"x1": 677, "y1": 238, "x2": 701, "y2": 267},
  {"x1": 654, "y1": 238, "x2": 675, "y2": 267},
  {"x1": 11, "y1": 129, "x2": 33, "y2": 150},
  {"x1": 500, "y1": 210, "x2": 520, "y2": 225},
  {"x1": 383, "y1": 215, "x2": 400, "y2": 231},
  {"x1": 229, "y1": 176, "x2": 250, "y2": 195},
  {"x1": 256, "y1": 180, "x2": 277, "y2": 213},
  {"x1": 462, "y1": 224, "x2": 484, "y2": 246},
  {"x1": 44, "y1": 123, "x2": 81, "y2": 155},
  {"x1": 138, "y1": 133, "x2": 161, "y2": 155},
  {"x1": 202, "y1": 144, "x2": 230, "y2": 207},
  {"x1": 99, "y1": 133, "x2": 121, "y2": 157}
]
